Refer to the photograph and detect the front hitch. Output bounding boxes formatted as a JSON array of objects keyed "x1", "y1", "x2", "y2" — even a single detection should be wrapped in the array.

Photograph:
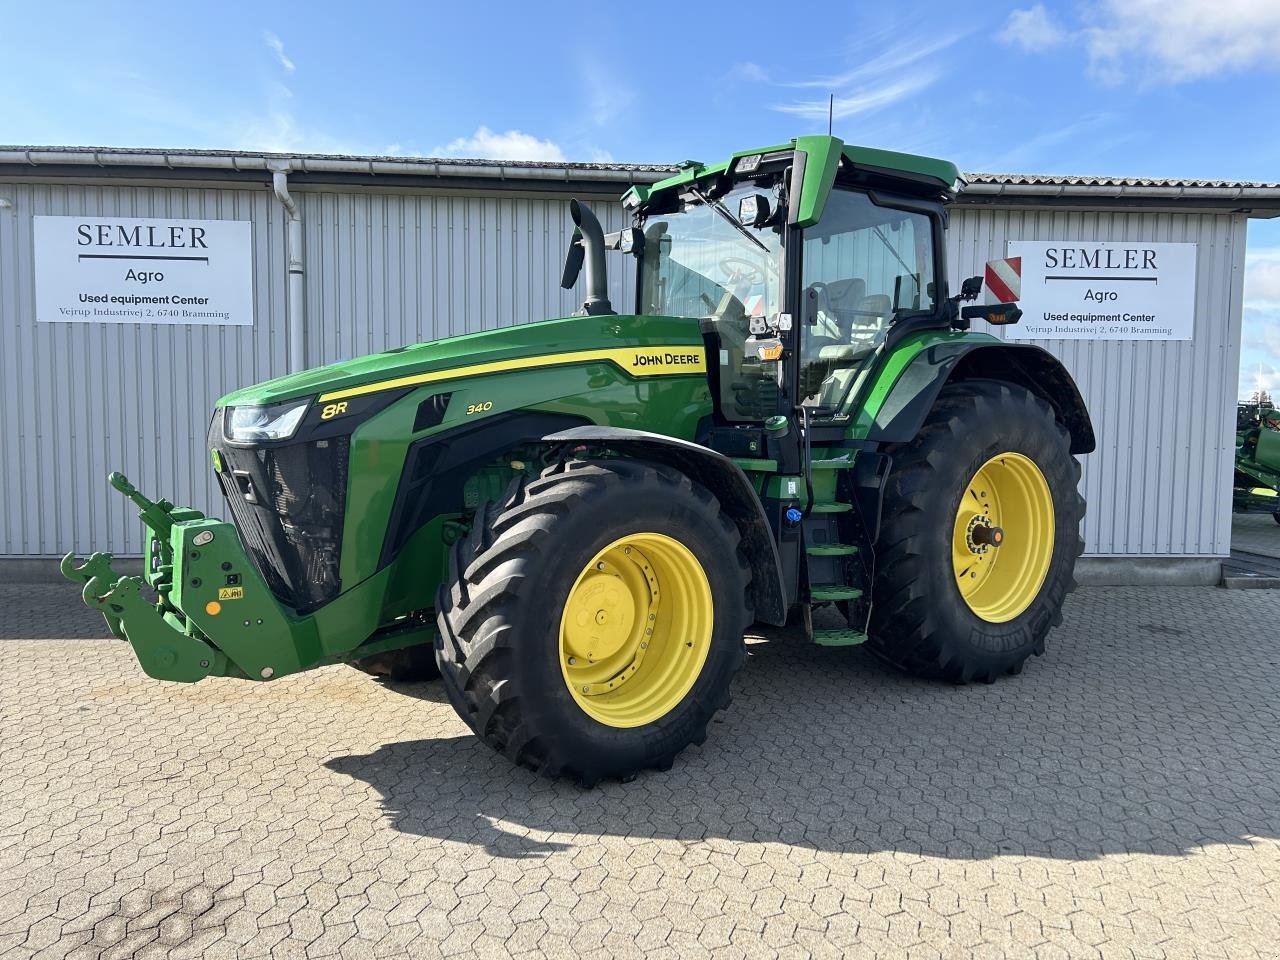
[{"x1": 64, "y1": 472, "x2": 435, "y2": 684}]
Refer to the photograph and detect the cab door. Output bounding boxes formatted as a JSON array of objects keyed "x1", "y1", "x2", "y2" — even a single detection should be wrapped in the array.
[{"x1": 794, "y1": 189, "x2": 938, "y2": 421}]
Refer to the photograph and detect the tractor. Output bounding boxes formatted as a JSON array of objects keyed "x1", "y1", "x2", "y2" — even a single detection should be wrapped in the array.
[
  {"x1": 64, "y1": 136, "x2": 1093, "y2": 785},
  {"x1": 1234, "y1": 401, "x2": 1280, "y2": 522}
]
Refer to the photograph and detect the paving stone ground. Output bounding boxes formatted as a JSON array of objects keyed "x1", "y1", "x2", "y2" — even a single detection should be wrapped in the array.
[
  {"x1": 1234, "y1": 512, "x2": 1280, "y2": 558},
  {"x1": 2, "y1": 581, "x2": 1279, "y2": 959}
]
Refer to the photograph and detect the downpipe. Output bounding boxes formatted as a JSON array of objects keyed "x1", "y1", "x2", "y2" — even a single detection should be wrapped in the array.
[{"x1": 270, "y1": 164, "x2": 306, "y2": 372}]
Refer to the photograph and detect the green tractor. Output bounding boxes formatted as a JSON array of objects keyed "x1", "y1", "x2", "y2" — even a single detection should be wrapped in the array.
[
  {"x1": 64, "y1": 136, "x2": 1093, "y2": 784},
  {"x1": 1234, "y1": 401, "x2": 1280, "y2": 522}
]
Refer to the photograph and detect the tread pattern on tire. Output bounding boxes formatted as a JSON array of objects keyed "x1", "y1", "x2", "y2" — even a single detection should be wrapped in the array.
[
  {"x1": 435, "y1": 458, "x2": 752, "y2": 785},
  {"x1": 867, "y1": 379, "x2": 1086, "y2": 683}
]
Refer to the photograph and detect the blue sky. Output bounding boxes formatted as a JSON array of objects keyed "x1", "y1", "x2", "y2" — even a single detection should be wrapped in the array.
[{"x1": 3, "y1": 0, "x2": 1278, "y2": 396}]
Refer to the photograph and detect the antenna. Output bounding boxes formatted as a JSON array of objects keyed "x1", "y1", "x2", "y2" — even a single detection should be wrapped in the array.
[{"x1": 827, "y1": 94, "x2": 834, "y2": 135}]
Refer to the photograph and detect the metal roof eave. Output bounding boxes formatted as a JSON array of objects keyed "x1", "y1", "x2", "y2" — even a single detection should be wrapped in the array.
[
  {"x1": 957, "y1": 179, "x2": 1280, "y2": 216},
  {"x1": 2, "y1": 145, "x2": 1278, "y2": 215}
]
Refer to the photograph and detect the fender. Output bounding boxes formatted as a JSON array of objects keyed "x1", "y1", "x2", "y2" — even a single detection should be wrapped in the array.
[
  {"x1": 863, "y1": 341, "x2": 1096, "y2": 454},
  {"x1": 380, "y1": 410, "x2": 592, "y2": 567},
  {"x1": 544, "y1": 426, "x2": 788, "y2": 626}
]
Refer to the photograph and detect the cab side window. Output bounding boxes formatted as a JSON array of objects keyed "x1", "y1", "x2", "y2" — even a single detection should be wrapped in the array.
[{"x1": 799, "y1": 190, "x2": 935, "y2": 414}]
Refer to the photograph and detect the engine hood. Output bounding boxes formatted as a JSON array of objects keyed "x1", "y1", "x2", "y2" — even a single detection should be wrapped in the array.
[{"x1": 217, "y1": 313, "x2": 704, "y2": 408}]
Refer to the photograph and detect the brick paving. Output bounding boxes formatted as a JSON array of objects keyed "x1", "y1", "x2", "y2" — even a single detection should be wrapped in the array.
[
  {"x1": 2, "y1": 581, "x2": 1279, "y2": 958},
  {"x1": 1234, "y1": 512, "x2": 1280, "y2": 558}
]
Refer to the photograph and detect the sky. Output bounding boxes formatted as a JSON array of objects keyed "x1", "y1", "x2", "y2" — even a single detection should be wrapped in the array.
[{"x1": 2, "y1": 0, "x2": 1279, "y2": 397}]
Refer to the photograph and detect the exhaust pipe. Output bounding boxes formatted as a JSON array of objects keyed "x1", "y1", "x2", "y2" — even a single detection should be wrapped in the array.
[{"x1": 561, "y1": 199, "x2": 615, "y2": 316}]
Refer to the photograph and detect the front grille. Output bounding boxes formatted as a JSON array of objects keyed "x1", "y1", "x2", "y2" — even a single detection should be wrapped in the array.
[{"x1": 209, "y1": 411, "x2": 349, "y2": 612}]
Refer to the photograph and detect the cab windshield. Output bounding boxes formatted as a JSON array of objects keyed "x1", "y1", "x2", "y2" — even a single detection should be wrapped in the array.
[
  {"x1": 638, "y1": 185, "x2": 784, "y2": 320},
  {"x1": 639, "y1": 185, "x2": 785, "y2": 420}
]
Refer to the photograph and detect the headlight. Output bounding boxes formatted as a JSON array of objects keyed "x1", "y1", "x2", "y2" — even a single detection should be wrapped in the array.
[{"x1": 225, "y1": 400, "x2": 309, "y2": 442}]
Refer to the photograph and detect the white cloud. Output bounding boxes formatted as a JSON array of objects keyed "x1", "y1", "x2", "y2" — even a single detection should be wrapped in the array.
[
  {"x1": 263, "y1": 31, "x2": 295, "y2": 73},
  {"x1": 1246, "y1": 249, "x2": 1280, "y2": 304},
  {"x1": 432, "y1": 126, "x2": 567, "y2": 162},
  {"x1": 774, "y1": 73, "x2": 941, "y2": 122},
  {"x1": 781, "y1": 32, "x2": 961, "y2": 91},
  {"x1": 977, "y1": 112, "x2": 1118, "y2": 171},
  {"x1": 1085, "y1": 0, "x2": 1280, "y2": 84},
  {"x1": 770, "y1": 30, "x2": 964, "y2": 124},
  {"x1": 581, "y1": 61, "x2": 635, "y2": 128},
  {"x1": 1241, "y1": 296, "x2": 1280, "y2": 398},
  {"x1": 729, "y1": 62, "x2": 770, "y2": 83},
  {"x1": 999, "y1": 5, "x2": 1069, "y2": 52}
]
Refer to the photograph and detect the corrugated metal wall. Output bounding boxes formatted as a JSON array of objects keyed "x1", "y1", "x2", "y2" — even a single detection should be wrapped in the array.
[
  {"x1": 0, "y1": 175, "x2": 1245, "y2": 559},
  {"x1": 0, "y1": 181, "x2": 634, "y2": 557},
  {"x1": 299, "y1": 190, "x2": 635, "y2": 366},
  {"x1": 948, "y1": 207, "x2": 1247, "y2": 557},
  {"x1": 0, "y1": 180, "x2": 288, "y2": 557}
]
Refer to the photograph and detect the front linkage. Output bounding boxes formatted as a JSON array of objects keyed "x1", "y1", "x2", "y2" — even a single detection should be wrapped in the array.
[{"x1": 62, "y1": 473, "x2": 428, "y2": 682}]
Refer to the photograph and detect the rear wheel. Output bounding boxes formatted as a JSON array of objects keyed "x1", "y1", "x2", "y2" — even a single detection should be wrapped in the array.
[
  {"x1": 436, "y1": 459, "x2": 752, "y2": 785},
  {"x1": 867, "y1": 379, "x2": 1084, "y2": 682}
]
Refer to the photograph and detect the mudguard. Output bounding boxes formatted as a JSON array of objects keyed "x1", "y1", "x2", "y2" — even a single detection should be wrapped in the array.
[
  {"x1": 864, "y1": 341, "x2": 1096, "y2": 455},
  {"x1": 543, "y1": 426, "x2": 788, "y2": 626}
]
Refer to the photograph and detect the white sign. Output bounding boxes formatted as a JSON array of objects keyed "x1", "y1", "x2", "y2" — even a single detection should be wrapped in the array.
[
  {"x1": 34, "y1": 216, "x2": 254, "y2": 325},
  {"x1": 1006, "y1": 240, "x2": 1197, "y2": 341}
]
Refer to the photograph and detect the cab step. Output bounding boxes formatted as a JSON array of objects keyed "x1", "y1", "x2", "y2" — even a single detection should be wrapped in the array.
[
  {"x1": 812, "y1": 626, "x2": 867, "y2": 647},
  {"x1": 730, "y1": 458, "x2": 779, "y2": 472},
  {"x1": 810, "y1": 584, "x2": 864, "y2": 602},
  {"x1": 809, "y1": 458, "x2": 855, "y2": 470},
  {"x1": 806, "y1": 542, "x2": 859, "y2": 557},
  {"x1": 808, "y1": 502, "x2": 853, "y2": 514}
]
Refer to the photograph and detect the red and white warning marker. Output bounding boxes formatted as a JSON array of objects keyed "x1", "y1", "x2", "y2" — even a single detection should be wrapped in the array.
[{"x1": 984, "y1": 256, "x2": 1022, "y2": 304}]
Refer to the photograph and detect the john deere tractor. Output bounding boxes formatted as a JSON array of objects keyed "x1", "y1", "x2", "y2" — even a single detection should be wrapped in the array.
[
  {"x1": 65, "y1": 136, "x2": 1093, "y2": 785},
  {"x1": 1234, "y1": 401, "x2": 1280, "y2": 522}
]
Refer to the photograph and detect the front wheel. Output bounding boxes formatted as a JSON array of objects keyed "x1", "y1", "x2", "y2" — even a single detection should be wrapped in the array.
[
  {"x1": 867, "y1": 379, "x2": 1084, "y2": 682},
  {"x1": 436, "y1": 459, "x2": 752, "y2": 785}
]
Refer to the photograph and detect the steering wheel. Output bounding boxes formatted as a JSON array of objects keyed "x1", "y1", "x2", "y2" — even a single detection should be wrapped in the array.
[{"x1": 719, "y1": 257, "x2": 766, "y2": 286}]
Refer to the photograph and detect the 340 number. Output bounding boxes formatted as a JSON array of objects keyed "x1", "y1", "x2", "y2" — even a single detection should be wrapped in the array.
[{"x1": 466, "y1": 401, "x2": 494, "y2": 415}]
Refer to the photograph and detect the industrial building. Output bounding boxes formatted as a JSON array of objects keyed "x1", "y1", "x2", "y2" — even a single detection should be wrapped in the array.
[{"x1": 2, "y1": 144, "x2": 1278, "y2": 581}]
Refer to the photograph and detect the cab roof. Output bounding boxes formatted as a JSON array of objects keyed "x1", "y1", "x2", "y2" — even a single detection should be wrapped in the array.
[{"x1": 623, "y1": 135, "x2": 962, "y2": 227}]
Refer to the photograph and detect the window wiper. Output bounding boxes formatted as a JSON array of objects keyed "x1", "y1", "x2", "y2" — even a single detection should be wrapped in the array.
[
  {"x1": 689, "y1": 186, "x2": 769, "y2": 254},
  {"x1": 871, "y1": 225, "x2": 915, "y2": 277}
]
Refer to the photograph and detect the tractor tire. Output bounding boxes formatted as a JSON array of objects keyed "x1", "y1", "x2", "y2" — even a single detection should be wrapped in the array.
[
  {"x1": 867, "y1": 379, "x2": 1084, "y2": 683},
  {"x1": 435, "y1": 458, "x2": 752, "y2": 786},
  {"x1": 1272, "y1": 510, "x2": 1280, "y2": 526},
  {"x1": 349, "y1": 645, "x2": 440, "y2": 682}
]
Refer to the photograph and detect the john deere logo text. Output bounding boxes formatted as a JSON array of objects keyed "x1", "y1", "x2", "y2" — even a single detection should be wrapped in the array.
[{"x1": 631, "y1": 351, "x2": 702, "y2": 368}]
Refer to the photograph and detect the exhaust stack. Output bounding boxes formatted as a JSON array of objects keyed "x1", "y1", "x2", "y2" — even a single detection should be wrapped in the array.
[{"x1": 560, "y1": 199, "x2": 615, "y2": 316}]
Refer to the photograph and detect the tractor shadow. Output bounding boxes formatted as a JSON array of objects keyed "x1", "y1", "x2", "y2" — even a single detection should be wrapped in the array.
[{"x1": 327, "y1": 590, "x2": 1280, "y2": 862}]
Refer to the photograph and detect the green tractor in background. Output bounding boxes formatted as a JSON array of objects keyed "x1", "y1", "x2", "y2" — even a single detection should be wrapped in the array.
[
  {"x1": 1234, "y1": 400, "x2": 1280, "y2": 522},
  {"x1": 65, "y1": 136, "x2": 1093, "y2": 785}
]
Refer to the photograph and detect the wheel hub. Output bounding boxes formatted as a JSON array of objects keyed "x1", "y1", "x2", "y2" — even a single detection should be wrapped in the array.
[
  {"x1": 965, "y1": 517, "x2": 1005, "y2": 550},
  {"x1": 558, "y1": 532, "x2": 713, "y2": 728},
  {"x1": 562, "y1": 568, "x2": 637, "y2": 663}
]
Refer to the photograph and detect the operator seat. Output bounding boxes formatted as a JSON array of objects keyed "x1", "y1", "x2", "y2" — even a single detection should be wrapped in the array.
[{"x1": 813, "y1": 289, "x2": 893, "y2": 409}]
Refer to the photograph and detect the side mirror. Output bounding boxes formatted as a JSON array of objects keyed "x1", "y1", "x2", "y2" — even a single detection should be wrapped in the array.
[
  {"x1": 738, "y1": 194, "x2": 770, "y2": 227},
  {"x1": 604, "y1": 227, "x2": 646, "y2": 255},
  {"x1": 560, "y1": 228, "x2": 584, "y2": 289}
]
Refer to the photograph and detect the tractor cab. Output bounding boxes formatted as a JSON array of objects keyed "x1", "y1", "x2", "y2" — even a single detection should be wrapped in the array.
[{"x1": 621, "y1": 136, "x2": 955, "y2": 429}]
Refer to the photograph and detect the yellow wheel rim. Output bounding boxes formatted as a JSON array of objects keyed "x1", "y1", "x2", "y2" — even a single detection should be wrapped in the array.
[
  {"x1": 558, "y1": 532, "x2": 714, "y2": 728},
  {"x1": 952, "y1": 452, "x2": 1055, "y2": 623}
]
